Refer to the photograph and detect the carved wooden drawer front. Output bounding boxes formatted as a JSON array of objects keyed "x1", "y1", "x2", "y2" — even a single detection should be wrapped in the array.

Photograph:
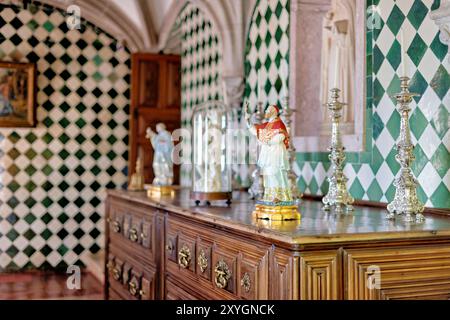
[
  {"x1": 299, "y1": 250, "x2": 341, "y2": 300},
  {"x1": 166, "y1": 216, "x2": 270, "y2": 299},
  {"x1": 108, "y1": 200, "x2": 157, "y2": 259},
  {"x1": 107, "y1": 250, "x2": 157, "y2": 300},
  {"x1": 344, "y1": 245, "x2": 450, "y2": 300},
  {"x1": 166, "y1": 278, "x2": 200, "y2": 300}
]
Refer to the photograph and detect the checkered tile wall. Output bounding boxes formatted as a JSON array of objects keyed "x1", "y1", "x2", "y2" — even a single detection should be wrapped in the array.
[
  {"x1": 244, "y1": 0, "x2": 290, "y2": 111},
  {"x1": 0, "y1": 2, "x2": 129, "y2": 270},
  {"x1": 177, "y1": 4, "x2": 224, "y2": 186},
  {"x1": 244, "y1": 0, "x2": 448, "y2": 208},
  {"x1": 298, "y1": 0, "x2": 449, "y2": 208}
]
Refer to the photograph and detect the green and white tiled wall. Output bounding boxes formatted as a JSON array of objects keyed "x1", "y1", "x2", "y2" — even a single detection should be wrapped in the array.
[
  {"x1": 177, "y1": 3, "x2": 224, "y2": 186},
  {"x1": 241, "y1": 0, "x2": 291, "y2": 188},
  {"x1": 244, "y1": 0, "x2": 290, "y2": 110},
  {"x1": 180, "y1": 0, "x2": 448, "y2": 207},
  {"x1": 0, "y1": 2, "x2": 130, "y2": 270},
  {"x1": 296, "y1": 0, "x2": 449, "y2": 209}
]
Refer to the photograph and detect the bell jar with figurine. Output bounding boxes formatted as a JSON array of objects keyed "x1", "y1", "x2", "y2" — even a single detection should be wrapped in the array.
[{"x1": 191, "y1": 100, "x2": 232, "y2": 206}]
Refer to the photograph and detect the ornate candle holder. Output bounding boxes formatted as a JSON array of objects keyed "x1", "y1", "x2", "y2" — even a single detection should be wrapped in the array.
[
  {"x1": 387, "y1": 77, "x2": 425, "y2": 222},
  {"x1": 322, "y1": 88, "x2": 354, "y2": 212},
  {"x1": 248, "y1": 101, "x2": 265, "y2": 200},
  {"x1": 281, "y1": 95, "x2": 302, "y2": 202}
]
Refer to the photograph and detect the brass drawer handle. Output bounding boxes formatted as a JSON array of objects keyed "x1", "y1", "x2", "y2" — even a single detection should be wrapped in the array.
[
  {"x1": 178, "y1": 244, "x2": 191, "y2": 269},
  {"x1": 241, "y1": 272, "x2": 251, "y2": 293},
  {"x1": 214, "y1": 259, "x2": 231, "y2": 289},
  {"x1": 129, "y1": 280, "x2": 139, "y2": 296},
  {"x1": 198, "y1": 249, "x2": 208, "y2": 273},
  {"x1": 129, "y1": 228, "x2": 139, "y2": 242},
  {"x1": 106, "y1": 261, "x2": 114, "y2": 270},
  {"x1": 112, "y1": 267, "x2": 121, "y2": 281},
  {"x1": 112, "y1": 220, "x2": 121, "y2": 233}
]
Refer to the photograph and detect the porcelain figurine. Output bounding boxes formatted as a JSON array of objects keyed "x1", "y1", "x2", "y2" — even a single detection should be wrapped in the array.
[
  {"x1": 245, "y1": 104, "x2": 300, "y2": 221},
  {"x1": 146, "y1": 123, "x2": 174, "y2": 186}
]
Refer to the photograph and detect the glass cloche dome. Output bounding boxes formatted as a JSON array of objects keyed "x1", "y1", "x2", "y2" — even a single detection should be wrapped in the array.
[{"x1": 191, "y1": 100, "x2": 233, "y2": 206}]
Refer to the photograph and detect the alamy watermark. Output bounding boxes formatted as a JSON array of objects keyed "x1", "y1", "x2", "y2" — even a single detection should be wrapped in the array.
[
  {"x1": 367, "y1": 5, "x2": 382, "y2": 30},
  {"x1": 66, "y1": 265, "x2": 81, "y2": 290},
  {"x1": 367, "y1": 265, "x2": 381, "y2": 290}
]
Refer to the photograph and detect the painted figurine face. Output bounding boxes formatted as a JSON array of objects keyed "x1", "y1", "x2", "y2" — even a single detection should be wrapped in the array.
[
  {"x1": 264, "y1": 105, "x2": 278, "y2": 119},
  {"x1": 156, "y1": 123, "x2": 166, "y2": 133}
]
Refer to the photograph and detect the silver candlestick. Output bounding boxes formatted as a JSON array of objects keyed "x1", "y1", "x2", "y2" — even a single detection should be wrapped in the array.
[
  {"x1": 248, "y1": 101, "x2": 265, "y2": 200},
  {"x1": 322, "y1": 88, "x2": 354, "y2": 212},
  {"x1": 281, "y1": 95, "x2": 302, "y2": 201},
  {"x1": 387, "y1": 77, "x2": 425, "y2": 222}
]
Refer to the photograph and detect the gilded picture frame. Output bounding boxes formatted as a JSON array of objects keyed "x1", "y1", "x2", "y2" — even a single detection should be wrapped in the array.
[{"x1": 0, "y1": 61, "x2": 36, "y2": 127}]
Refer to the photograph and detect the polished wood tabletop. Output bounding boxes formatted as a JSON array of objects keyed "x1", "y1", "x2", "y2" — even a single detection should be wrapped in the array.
[{"x1": 108, "y1": 189, "x2": 450, "y2": 246}]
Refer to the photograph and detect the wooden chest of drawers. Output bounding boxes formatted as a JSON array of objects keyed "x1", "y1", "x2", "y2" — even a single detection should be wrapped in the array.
[{"x1": 105, "y1": 190, "x2": 450, "y2": 300}]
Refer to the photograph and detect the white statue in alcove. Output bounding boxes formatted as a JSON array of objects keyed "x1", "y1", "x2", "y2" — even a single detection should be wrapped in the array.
[{"x1": 320, "y1": 0, "x2": 356, "y2": 135}]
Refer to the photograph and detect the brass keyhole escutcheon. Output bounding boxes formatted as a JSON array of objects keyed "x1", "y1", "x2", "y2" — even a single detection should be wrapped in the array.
[
  {"x1": 165, "y1": 240, "x2": 174, "y2": 253},
  {"x1": 214, "y1": 259, "x2": 231, "y2": 289},
  {"x1": 241, "y1": 272, "x2": 251, "y2": 293},
  {"x1": 198, "y1": 249, "x2": 208, "y2": 273},
  {"x1": 178, "y1": 244, "x2": 191, "y2": 269}
]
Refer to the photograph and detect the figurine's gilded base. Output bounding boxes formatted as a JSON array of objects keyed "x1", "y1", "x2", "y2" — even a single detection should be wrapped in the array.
[
  {"x1": 253, "y1": 202, "x2": 301, "y2": 221},
  {"x1": 146, "y1": 185, "x2": 174, "y2": 197}
]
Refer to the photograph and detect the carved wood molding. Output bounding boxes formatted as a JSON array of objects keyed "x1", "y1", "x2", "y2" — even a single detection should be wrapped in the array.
[
  {"x1": 431, "y1": 1, "x2": 450, "y2": 62},
  {"x1": 344, "y1": 246, "x2": 450, "y2": 300},
  {"x1": 17, "y1": 0, "x2": 149, "y2": 52},
  {"x1": 299, "y1": 251, "x2": 341, "y2": 300}
]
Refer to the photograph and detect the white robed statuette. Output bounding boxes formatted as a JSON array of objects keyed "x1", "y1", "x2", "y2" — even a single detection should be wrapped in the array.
[
  {"x1": 146, "y1": 123, "x2": 174, "y2": 196},
  {"x1": 246, "y1": 104, "x2": 300, "y2": 221}
]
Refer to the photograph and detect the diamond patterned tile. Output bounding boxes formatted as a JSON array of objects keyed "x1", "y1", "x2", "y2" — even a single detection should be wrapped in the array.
[
  {"x1": 0, "y1": 3, "x2": 129, "y2": 270},
  {"x1": 176, "y1": 4, "x2": 224, "y2": 185},
  {"x1": 296, "y1": 0, "x2": 449, "y2": 208}
]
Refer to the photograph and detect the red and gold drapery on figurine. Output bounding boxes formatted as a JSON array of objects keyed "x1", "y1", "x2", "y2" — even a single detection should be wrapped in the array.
[{"x1": 246, "y1": 104, "x2": 300, "y2": 221}]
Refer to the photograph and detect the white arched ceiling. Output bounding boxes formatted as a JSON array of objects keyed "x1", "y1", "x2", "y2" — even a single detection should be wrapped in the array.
[
  {"x1": 111, "y1": 0, "x2": 144, "y2": 31},
  {"x1": 18, "y1": 0, "x2": 153, "y2": 52}
]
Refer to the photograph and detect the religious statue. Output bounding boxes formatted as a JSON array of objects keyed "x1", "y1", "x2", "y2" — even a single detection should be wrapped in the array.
[
  {"x1": 320, "y1": 0, "x2": 356, "y2": 135},
  {"x1": 245, "y1": 103, "x2": 300, "y2": 221},
  {"x1": 146, "y1": 123, "x2": 174, "y2": 186}
]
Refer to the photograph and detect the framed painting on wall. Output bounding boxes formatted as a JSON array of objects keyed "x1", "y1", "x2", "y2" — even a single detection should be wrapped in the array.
[{"x1": 0, "y1": 61, "x2": 36, "y2": 127}]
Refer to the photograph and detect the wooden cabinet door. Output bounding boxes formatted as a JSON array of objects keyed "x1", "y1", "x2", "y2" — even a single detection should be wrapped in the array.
[
  {"x1": 344, "y1": 245, "x2": 450, "y2": 300},
  {"x1": 129, "y1": 53, "x2": 181, "y2": 185}
]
